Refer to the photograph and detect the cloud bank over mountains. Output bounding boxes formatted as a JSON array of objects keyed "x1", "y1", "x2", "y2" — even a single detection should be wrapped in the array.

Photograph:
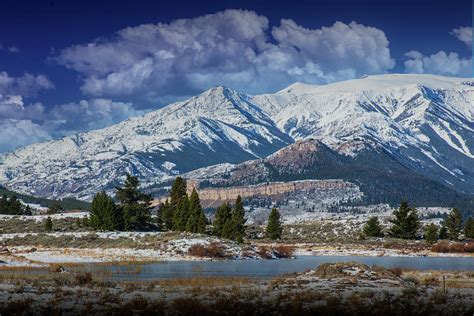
[
  {"x1": 0, "y1": 10, "x2": 472, "y2": 152},
  {"x1": 404, "y1": 27, "x2": 472, "y2": 77},
  {"x1": 54, "y1": 10, "x2": 396, "y2": 102}
]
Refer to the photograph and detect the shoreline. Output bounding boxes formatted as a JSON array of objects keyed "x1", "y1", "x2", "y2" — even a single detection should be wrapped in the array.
[{"x1": 0, "y1": 243, "x2": 472, "y2": 269}]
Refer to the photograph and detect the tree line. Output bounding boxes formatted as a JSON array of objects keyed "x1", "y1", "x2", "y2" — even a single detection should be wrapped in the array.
[
  {"x1": 363, "y1": 201, "x2": 474, "y2": 242},
  {"x1": 71, "y1": 175, "x2": 474, "y2": 243},
  {"x1": 88, "y1": 175, "x2": 284, "y2": 242},
  {"x1": 0, "y1": 194, "x2": 32, "y2": 215}
]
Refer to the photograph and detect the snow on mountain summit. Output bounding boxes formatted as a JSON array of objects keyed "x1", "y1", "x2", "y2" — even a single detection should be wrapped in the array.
[
  {"x1": 0, "y1": 74, "x2": 473, "y2": 200},
  {"x1": 0, "y1": 86, "x2": 291, "y2": 200}
]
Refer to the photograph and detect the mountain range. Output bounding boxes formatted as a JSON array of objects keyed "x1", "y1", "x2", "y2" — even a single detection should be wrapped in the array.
[{"x1": 0, "y1": 74, "x2": 473, "y2": 209}]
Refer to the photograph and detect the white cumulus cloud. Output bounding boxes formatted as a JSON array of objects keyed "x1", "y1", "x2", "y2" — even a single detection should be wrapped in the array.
[
  {"x1": 0, "y1": 94, "x2": 140, "y2": 152},
  {"x1": 404, "y1": 50, "x2": 472, "y2": 77},
  {"x1": 451, "y1": 26, "x2": 472, "y2": 47},
  {"x1": 54, "y1": 9, "x2": 395, "y2": 103},
  {"x1": 0, "y1": 71, "x2": 54, "y2": 97}
]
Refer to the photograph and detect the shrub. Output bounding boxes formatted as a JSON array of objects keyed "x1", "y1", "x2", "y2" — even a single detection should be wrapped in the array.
[
  {"x1": 257, "y1": 246, "x2": 272, "y2": 259},
  {"x1": 431, "y1": 241, "x2": 474, "y2": 253},
  {"x1": 272, "y1": 245, "x2": 294, "y2": 258},
  {"x1": 390, "y1": 267, "x2": 403, "y2": 278},
  {"x1": 188, "y1": 242, "x2": 226, "y2": 258},
  {"x1": 422, "y1": 277, "x2": 440, "y2": 287},
  {"x1": 74, "y1": 272, "x2": 93, "y2": 286}
]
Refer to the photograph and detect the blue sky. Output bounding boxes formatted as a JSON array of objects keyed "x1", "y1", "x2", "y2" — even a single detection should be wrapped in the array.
[{"x1": 0, "y1": 0, "x2": 472, "y2": 152}]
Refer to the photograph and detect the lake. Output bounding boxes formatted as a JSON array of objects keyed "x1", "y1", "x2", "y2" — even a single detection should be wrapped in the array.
[{"x1": 85, "y1": 255, "x2": 474, "y2": 280}]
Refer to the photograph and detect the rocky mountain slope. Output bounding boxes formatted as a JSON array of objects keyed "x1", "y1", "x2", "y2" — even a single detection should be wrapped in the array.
[
  {"x1": 0, "y1": 87, "x2": 292, "y2": 200},
  {"x1": 1, "y1": 74, "x2": 473, "y2": 203},
  {"x1": 180, "y1": 139, "x2": 473, "y2": 210}
]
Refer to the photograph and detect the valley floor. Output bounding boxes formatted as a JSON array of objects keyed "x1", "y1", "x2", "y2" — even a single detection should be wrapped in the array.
[
  {"x1": 0, "y1": 213, "x2": 473, "y2": 314},
  {"x1": 0, "y1": 261, "x2": 472, "y2": 315},
  {"x1": 0, "y1": 213, "x2": 472, "y2": 267}
]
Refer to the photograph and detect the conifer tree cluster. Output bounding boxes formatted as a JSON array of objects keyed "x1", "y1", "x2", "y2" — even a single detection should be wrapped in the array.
[
  {"x1": 363, "y1": 216, "x2": 383, "y2": 237},
  {"x1": 159, "y1": 177, "x2": 206, "y2": 234},
  {"x1": 266, "y1": 208, "x2": 283, "y2": 240},
  {"x1": 464, "y1": 218, "x2": 474, "y2": 239},
  {"x1": 213, "y1": 195, "x2": 246, "y2": 243},
  {"x1": 424, "y1": 223, "x2": 438, "y2": 245},
  {"x1": 389, "y1": 201, "x2": 420, "y2": 239},
  {"x1": 0, "y1": 194, "x2": 32, "y2": 215},
  {"x1": 444, "y1": 208, "x2": 462, "y2": 240},
  {"x1": 89, "y1": 174, "x2": 152, "y2": 231}
]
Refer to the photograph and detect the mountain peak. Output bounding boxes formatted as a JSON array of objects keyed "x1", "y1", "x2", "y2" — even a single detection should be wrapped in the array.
[{"x1": 277, "y1": 82, "x2": 319, "y2": 95}]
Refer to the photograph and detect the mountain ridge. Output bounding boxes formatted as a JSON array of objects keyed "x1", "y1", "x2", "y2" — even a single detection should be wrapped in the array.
[{"x1": 1, "y1": 74, "x2": 473, "y2": 203}]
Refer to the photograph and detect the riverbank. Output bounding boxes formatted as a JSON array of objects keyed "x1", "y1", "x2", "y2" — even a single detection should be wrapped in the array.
[
  {"x1": 0, "y1": 231, "x2": 472, "y2": 267},
  {"x1": 0, "y1": 261, "x2": 472, "y2": 315}
]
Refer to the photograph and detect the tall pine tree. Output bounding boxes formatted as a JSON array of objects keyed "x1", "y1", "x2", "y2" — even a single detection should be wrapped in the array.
[
  {"x1": 231, "y1": 195, "x2": 246, "y2": 243},
  {"x1": 266, "y1": 208, "x2": 283, "y2": 240},
  {"x1": 89, "y1": 191, "x2": 122, "y2": 230},
  {"x1": 389, "y1": 201, "x2": 420, "y2": 239},
  {"x1": 445, "y1": 208, "x2": 462, "y2": 240},
  {"x1": 115, "y1": 174, "x2": 151, "y2": 231},
  {"x1": 173, "y1": 195, "x2": 189, "y2": 231},
  {"x1": 162, "y1": 177, "x2": 187, "y2": 230},
  {"x1": 464, "y1": 218, "x2": 474, "y2": 239},
  {"x1": 158, "y1": 199, "x2": 172, "y2": 230},
  {"x1": 424, "y1": 223, "x2": 438, "y2": 245},
  {"x1": 186, "y1": 189, "x2": 206, "y2": 234},
  {"x1": 213, "y1": 203, "x2": 232, "y2": 237},
  {"x1": 363, "y1": 216, "x2": 383, "y2": 237}
]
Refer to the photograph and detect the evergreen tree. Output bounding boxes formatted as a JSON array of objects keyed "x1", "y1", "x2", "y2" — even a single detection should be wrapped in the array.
[
  {"x1": 44, "y1": 217, "x2": 53, "y2": 232},
  {"x1": 23, "y1": 205, "x2": 32, "y2": 216},
  {"x1": 186, "y1": 189, "x2": 206, "y2": 234},
  {"x1": 173, "y1": 195, "x2": 189, "y2": 231},
  {"x1": 115, "y1": 174, "x2": 151, "y2": 231},
  {"x1": 162, "y1": 177, "x2": 188, "y2": 230},
  {"x1": 464, "y1": 218, "x2": 474, "y2": 239},
  {"x1": 0, "y1": 195, "x2": 25, "y2": 215},
  {"x1": 266, "y1": 208, "x2": 283, "y2": 240},
  {"x1": 363, "y1": 216, "x2": 383, "y2": 237},
  {"x1": 389, "y1": 201, "x2": 420, "y2": 239},
  {"x1": 159, "y1": 199, "x2": 173, "y2": 230},
  {"x1": 439, "y1": 224, "x2": 448, "y2": 239},
  {"x1": 0, "y1": 194, "x2": 7, "y2": 213},
  {"x1": 169, "y1": 177, "x2": 187, "y2": 209},
  {"x1": 213, "y1": 203, "x2": 232, "y2": 236},
  {"x1": 231, "y1": 195, "x2": 246, "y2": 243},
  {"x1": 89, "y1": 191, "x2": 121, "y2": 230},
  {"x1": 424, "y1": 223, "x2": 438, "y2": 245},
  {"x1": 48, "y1": 202, "x2": 63, "y2": 215},
  {"x1": 222, "y1": 219, "x2": 234, "y2": 240},
  {"x1": 445, "y1": 208, "x2": 462, "y2": 240}
]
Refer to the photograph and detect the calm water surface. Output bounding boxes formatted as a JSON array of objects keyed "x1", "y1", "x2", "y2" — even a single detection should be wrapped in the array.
[{"x1": 86, "y1": 256, "x2": 474, "y2": 280}]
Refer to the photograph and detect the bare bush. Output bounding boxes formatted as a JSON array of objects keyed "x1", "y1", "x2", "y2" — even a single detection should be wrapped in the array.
[
  {"x1": 188, "y1": 243, "x2": 226, "y2": 258},
  {"x1": 273, "y1": 245, "x2": 294, "y2": 258},
  {"x1": 431, "y1": 241, "x2": 474, "y2": 253}
]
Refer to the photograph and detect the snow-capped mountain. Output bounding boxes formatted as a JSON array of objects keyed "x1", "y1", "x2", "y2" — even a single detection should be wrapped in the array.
[
  {"x1": 1, "y1": 74, "x2": 473, "y2": 201},
  {"x1": 253, "y1": 74, "x2": 474, "y2": 194},
  {"x1": 0, "y1": 86, "x2": 292, "y2": 200}
]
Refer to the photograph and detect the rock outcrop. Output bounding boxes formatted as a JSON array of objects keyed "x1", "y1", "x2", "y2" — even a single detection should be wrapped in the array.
[{"x1": 153, "y1": 179, "x2": 359, "y2": 208}]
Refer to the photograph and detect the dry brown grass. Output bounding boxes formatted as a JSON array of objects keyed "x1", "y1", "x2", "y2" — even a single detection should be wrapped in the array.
[
  {"x1": 149, "y1": 276, "x2": 252, "y2": 288},
  {"x1": 187, "y1": 242, "x2": 227, "y2": 258},
  {"x1": 431, "y1": 241, "x2": 474, "y2": 253},
  {"x1": 257, "y1": 246, "x2": 272, "y2": 259},
  {"x1": 272, "y1": 245, "x2": 295, "y2": 258}
]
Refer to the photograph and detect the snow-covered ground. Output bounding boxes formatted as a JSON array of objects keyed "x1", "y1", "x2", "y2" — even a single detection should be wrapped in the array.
[
  {"x1": 0, "y1": 211, "x2": 88, "y2": 223},
  {"x1": 246, "y1": 204, "x2": 450, "y2": 225}
]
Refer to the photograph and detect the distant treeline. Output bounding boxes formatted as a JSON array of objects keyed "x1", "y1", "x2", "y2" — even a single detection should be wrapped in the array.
[{"x1": 0, "y1": 186, "x2": 90, "y2": 211}]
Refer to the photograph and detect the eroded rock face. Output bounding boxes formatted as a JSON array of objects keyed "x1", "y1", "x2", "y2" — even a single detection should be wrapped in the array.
[{"x1": 152, "y1": 179, "x2": 360, "y2": 208}]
